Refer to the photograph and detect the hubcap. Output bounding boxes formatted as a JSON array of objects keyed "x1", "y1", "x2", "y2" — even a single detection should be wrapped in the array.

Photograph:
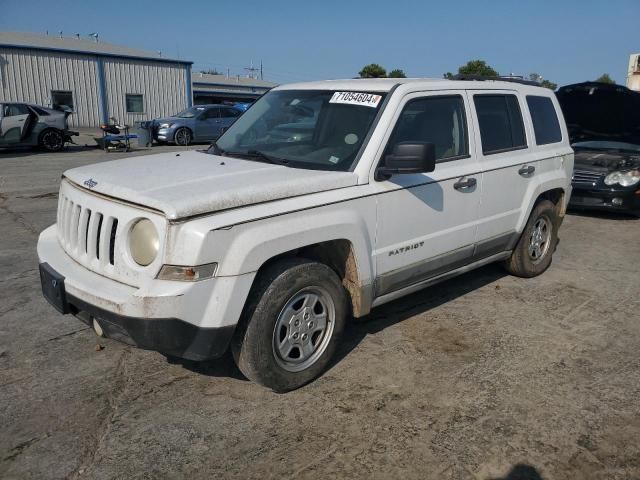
[
  {"x1": 272, "y1": 287, "x2": 335, "y2": 372},
  {"x1": 528, "y1": 216, "x2": 551, "y2": 263}
]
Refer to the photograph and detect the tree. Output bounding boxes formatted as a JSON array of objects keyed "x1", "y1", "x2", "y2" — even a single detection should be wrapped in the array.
[
  {"x1": 528, "y1": 73, "x2": 557, "y2": 91},
  {"x1": 199, "y1": 68, "x2": 222, "y2": 75},
  {"x1": 595, "y1": 73, "x2": 615, "y2": 84},
  {"x1": 457, "y1": 59, "x2": 499, "y2": 77},
  {"x1": 359, "y1": 64, "x2": 387, "y2": 78},
  {"x1": 388, "y1": 69, "x2": 407, "y2": 78}
]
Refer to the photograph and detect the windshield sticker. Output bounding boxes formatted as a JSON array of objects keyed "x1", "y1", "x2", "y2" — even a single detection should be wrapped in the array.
[
  {"x1": 330, "y1": 92, "x2": 382, "y2": 108},
  {"x1": 328, "y1": 156, "x2": 340, "y2": 164}
]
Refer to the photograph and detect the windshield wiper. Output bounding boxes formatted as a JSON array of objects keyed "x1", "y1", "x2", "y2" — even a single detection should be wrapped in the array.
[
  {"x1": 207, "y1": 141, "x2": 225, "y2": 155},
  {"x1": 225, "y1": 149, "x2": 289, "y2": 165}
]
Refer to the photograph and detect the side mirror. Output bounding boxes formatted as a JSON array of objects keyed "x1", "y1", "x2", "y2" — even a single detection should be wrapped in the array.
[{"x1": 376, "y1": 142, "x2": 436, "y2": 180}]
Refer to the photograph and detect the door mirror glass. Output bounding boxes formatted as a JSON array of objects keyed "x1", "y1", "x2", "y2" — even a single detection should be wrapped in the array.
[{"x1": 377, "y1": 142, "x2": 436, "y2": 180}]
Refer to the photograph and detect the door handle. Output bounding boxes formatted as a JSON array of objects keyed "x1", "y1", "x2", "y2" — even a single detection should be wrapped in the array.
[
  {"x1": 454, "y1": 177, "x2": 477, "y2": 191},
  {"x1": 518, "y1": 165, "x2": 535, "y2": 176}
]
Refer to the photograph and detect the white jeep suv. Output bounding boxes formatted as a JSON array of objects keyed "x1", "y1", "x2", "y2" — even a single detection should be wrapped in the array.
[{"x1": 38, "y1": 78, "x2": 573, "y2": 391}]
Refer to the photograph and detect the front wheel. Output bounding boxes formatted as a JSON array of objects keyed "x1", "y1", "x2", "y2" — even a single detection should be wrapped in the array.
[
  {"x1": 39, "y1": 129, "x2": 65, "y2": 152},
  {"x1": 503, "y1": 200, "x2": 559, "y2": 277},
  {"x1": 232, "y1": 258, "x2": 348, "y2": 392},
  {"x1": 173, "y1": 127, "x2": 192, "y2": 146}
]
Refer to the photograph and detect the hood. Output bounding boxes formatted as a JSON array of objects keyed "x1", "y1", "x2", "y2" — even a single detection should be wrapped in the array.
[
  {"x1": 574, "y1": 149, "x2": 640, "y2": 174},
  {"x1": 64, "y1": 150, "x2": 358, "y2": 220},
  {"x1": 556, "y1": 82, "x2": 640, "y2": 145}
]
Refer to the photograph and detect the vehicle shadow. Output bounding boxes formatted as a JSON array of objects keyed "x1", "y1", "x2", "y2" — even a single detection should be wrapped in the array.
[
  {"x1": 567, "y1": 208, "x2": 639, "y2": 221},
  {"x1": 168, "y1": 350, "x2": 248, "y2": 381},
  {"x1": 333, "y1": 262, "x2": 507, "y2": 367},
  {"x1": 488, "y1": 463, "x2": 544, "y2": 480},
  {"x1": 0, "y1": 145, "x2": 98, "y2": 157}
]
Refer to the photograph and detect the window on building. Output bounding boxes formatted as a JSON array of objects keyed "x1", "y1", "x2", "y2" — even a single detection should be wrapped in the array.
[
  {"x1": 126, "y1": 94, "x2": 144, "y2": 113},
  {"x1": 385, "y1": 95, "x2": 469, "y2": 162},
  {"x1": 51, "y1": 90, "x2": 74, "y2": 111},
  {"x1": 474, "y1": 94, "x2": 527, "y2": 154},
  {"x1": 526, "y1": 96, "x2": 562, "y2": 145}
]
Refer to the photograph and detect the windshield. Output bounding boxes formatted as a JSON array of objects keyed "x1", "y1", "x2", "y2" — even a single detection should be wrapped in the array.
[
  {"x1": 174, "y1": 106, "x2": 208, "y2": 118},
  {"x1": 572, "y1": 140, "x2": 640, "y2": 153},
  {"x1": 210, "y1": 89, "x2": 386, "y2": 171}
]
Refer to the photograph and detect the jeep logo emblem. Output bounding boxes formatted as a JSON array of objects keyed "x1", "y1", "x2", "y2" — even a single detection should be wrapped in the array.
[{"x1": 84, "y1": 178, "x2": 98, "y2": 189}]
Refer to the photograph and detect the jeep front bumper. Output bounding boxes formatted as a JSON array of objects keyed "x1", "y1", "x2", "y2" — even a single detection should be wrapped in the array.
[{"x1": 37, "y1": 224, "x2": 255, "y2": 361}]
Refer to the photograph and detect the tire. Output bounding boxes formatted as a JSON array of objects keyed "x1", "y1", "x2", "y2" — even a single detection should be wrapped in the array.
[
  {"x1": 503, "y1": 200, "x2": 559, "y2": 278},
  {"x1": 39, "y1": 129, "x2": 65, "y2": 152},
  {"x1": 231, "y1": 258, "x2": 348, "y2": 392},
  {"x1": 174, "y1": 127, "x2": 192, "y2": 146}
]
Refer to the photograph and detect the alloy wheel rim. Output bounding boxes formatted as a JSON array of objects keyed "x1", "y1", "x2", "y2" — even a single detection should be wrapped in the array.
[
  {"x1": 272, "y1": 287, "x2": 335, "y2": 372},
  {"x1": 176, "y1": 129, "x2": 190, "y2": 145},
  {"x1": 43, "y1": 131, "x2": 62, "y2": 150},
  {"x1": 528, "y1": 216, "x2": 551, "y2": 263}
]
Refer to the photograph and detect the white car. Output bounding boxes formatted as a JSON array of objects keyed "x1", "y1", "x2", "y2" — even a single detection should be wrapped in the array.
[{"x1": 38, "y1": 78, "x2": 573, "y2": 391}]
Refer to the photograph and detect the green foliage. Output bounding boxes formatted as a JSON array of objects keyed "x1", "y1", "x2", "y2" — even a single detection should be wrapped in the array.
[
  {"x1": 359, "y1": 64, "x2": 387, "y2": 78},
  {"x1": 199, "y1": 69, "x2": 222, "y2": 75},
  {"x1": 388, "y1": 69, "x2": 407, "y2": 78},
  {"x1": 595, "y1": 73, "x2": 615, "y2": 84},
  {"x1": 457, "y1": 60, "x2": 499, "y2": 77},
  {"x1": 528, "y1": 73, "x2": 557, "y2": 91}
]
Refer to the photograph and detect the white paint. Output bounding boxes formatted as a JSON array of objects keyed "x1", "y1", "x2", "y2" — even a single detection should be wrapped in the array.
[{"x1": 37, "y1": 78, "x2": 573, "y2": 339}]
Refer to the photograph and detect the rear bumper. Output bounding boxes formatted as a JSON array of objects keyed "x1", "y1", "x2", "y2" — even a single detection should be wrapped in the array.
[{"x1": 569, "y1": 186, "x2": 640, "y2": 215}]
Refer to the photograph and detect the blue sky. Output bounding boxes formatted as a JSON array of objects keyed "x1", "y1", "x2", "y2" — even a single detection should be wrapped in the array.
[{"x1": 2, "y1": 0, "x2": 638, "y2": 85}]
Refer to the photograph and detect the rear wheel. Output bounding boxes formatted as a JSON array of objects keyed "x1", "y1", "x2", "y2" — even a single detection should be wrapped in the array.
[
  {"x1": 503, "y1": 200, "x2": 559, "y2": 277},
  {"x1": 232, "y1": 258, "x2": 348, "y2": 392},
  {"x1": 39, "y1": 129, "x2": 65, "y2": 152},
  {"x1": 174, "y1": 127, "x2": 192, "y2": 146}
]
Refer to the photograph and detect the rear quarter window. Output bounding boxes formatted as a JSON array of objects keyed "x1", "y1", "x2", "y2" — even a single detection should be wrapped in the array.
[{"x1": 526, "y1": 95, "x2": 562, "y2": 145}]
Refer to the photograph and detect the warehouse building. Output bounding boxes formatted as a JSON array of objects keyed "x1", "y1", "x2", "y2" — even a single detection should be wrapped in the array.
[
  {"x1": 192, "y1": 72, "x2": 275, "y2": 105},
  {"x1": 0, "y1": 31, "x2": 193, "y2": 127}
]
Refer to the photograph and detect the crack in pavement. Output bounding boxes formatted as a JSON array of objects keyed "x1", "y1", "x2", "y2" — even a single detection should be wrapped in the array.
[
  {"x1": 0, "y1": 203, "x2": 40, "y2": 236},
  {"x1": 68, "y1": 350, "x2": 131, "y2": 480}
]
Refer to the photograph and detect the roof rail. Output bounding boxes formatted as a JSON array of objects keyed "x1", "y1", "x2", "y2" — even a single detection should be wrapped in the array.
[{"x1": 451, "y1": 74, "x2": 541, "y2": 87}]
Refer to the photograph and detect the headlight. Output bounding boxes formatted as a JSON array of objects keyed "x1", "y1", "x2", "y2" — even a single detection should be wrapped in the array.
[
  {"x1": 604, "y1": 170, "x2": 640, "y2": 187},
  {"x1": 128, "y1": 219, "x2": 159, "y2": 266},
  {"x1": 158, "y1": 123, "x2": 174, "y2": 129}
]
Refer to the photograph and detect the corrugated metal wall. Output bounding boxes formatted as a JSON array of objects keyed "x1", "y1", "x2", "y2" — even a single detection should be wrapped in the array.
[
  {"x1": 102, "y1": 59, "x2": 187, "y2": 126},
  {"x1": 0, "y1": 47, "x2": 189, "y2": 127},
  {"x1": 0, "y1": 47, "x2": 100, "y2": 127}
]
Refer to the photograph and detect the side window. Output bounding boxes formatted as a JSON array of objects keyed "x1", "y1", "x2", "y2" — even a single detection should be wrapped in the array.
[
  {"x1": 474, "y1": 94, "x2": 527, "y2": 154},
  {"x1": 526, "y1": 95, "x2": 562, "y2": 145},
  {"x1": 203, "y1": 108, "x2": 220, "y2": 120},
  {"x1": 51, "y1": 90, "x2": 74, "y2": 111},
  {"x1": 386, "y1": 95, "x2": 469, "y2": 162},
  {"x1": 125, "y1": 94, "x2": 144, "y2": 113},
  {"x1": 222, "y1": 108, "x2": 241, "y2": 118},
  {"x1": 5, "y1": 104, "x2": 30, "y2": 116}
]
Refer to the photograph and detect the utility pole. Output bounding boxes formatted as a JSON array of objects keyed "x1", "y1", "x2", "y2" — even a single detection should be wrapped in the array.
[
  {"x1": 260, "y1": 61, "x2": 263, "y2": 80},
  {"x1": 244, "y1": 61, "x2": 260, "y2": 79}
]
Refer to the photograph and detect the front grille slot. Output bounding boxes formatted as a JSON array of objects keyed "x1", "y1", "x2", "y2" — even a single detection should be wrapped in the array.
[
  {"x1": 572, "y1": 170, "x2": 603, "y2": 186},
  {"x1": 56, "y1": 194, "x2": 120, "y2": 269}
]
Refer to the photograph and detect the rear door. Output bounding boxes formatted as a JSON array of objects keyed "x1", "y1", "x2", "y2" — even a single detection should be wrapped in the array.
[
  {"x1": 469, "y1": 91, "x2": 536, "y2": 254},
  {"x1": 373, "y1": 91, "x2": 482, "y2": 299},
  {"x1": 0, "y1": 104, "x2": 33, "y2": 144}
]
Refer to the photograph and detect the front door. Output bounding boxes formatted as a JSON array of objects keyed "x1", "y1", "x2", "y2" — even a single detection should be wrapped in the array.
[
  {"x1": 373, "y1": 91, "x2": 482, "y2": 299},
  {"x1": 195, "y1": 107, "x2": 221, "y2": 141},
  {"x1": 219, "y1": 107, "x2": 242, "y2": 135},
  {"x1": 0, "y1": 104, "x2": 32, "y2": 145}
]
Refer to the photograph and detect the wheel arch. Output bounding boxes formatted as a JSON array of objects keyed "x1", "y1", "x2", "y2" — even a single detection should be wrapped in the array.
[{"x1": 254, "y1": 239, "x2": 370, "y2": 318}]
